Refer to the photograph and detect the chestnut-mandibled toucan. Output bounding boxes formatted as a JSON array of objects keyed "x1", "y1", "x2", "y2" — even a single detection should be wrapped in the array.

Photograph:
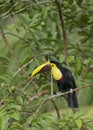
[{"x1": 31, "y1": 60, "x2": 79, "y2": 110}]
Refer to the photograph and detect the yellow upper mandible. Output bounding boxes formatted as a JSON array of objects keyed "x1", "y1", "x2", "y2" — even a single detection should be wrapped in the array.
[{"x1": 31, "y1": 61, "x2": 50, "y2": 77}]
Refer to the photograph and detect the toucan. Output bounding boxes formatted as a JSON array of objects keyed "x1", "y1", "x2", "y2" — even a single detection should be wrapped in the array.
[{"x1": 31, "y1": 60, "x2": 79, "y2": 113}]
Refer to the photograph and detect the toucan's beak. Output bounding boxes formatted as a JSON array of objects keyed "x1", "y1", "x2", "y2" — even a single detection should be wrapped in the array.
[{"x1": 31, "y1": 61, "x2": 51, "y2": 77}]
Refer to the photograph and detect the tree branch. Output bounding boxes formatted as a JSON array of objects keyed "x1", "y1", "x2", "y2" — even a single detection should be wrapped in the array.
[
  {"x1": 5, "y1": 32, "x2": 31, "y2": 43},
  {"x1": 11, "y1": 53, "x2": 56, "y2": 78},
  {"x1": 28, "y1": 83, "x2": 93, "y2": 102},
  {"x1": 28, "y1": 82, "x2": 93, "y2": 116},
  {"x1": 12, "y1": 59, "x2": 34, "y2": 78},
  {"x1": 55, "y1": 0, "x2": 67, "y2": 61},
  {"x1": 51, "y1": 99, "x2": 62, "y2": 130},
  {"x1": 28, "y1": 89, "x2": 49, "y2": 102},
  {"x1": 0, "y1": 26, "x2": 19, "y2": 65},
  {"x1": 46, "y1": 83, "x2": 93, "y2": 100}
]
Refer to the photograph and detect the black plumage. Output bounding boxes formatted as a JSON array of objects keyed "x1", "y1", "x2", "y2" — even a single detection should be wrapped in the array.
[{"x1": 50, "y1": 61, "x2": 79, "y2": 108}]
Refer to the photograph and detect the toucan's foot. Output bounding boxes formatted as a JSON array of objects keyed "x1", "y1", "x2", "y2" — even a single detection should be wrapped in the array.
[
  {"x1": 70, "y1": 88, "x2": 73, "y2": 93},
  {"x1": 56, "y1": 92, "x2": 62, "y2": 96}
]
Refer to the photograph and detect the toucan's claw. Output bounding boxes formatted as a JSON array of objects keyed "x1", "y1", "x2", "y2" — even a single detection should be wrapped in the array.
[{"x1": 31, "y1": 62, "x2": 51, "y2": 77}]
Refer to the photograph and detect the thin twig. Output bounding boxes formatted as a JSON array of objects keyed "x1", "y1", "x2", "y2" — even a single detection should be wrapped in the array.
[
  {"x1": 5, "y1": 32, "x2": 30, "y2": 43},
  {"x1": 0, "y1": 2, "x2": 19, "y2": 17},
  {"x1": 28, "y1": 89, "x2": 49, "y2": 102},
  {"x1": 27, "y1": 100, "x2": 48, "y2": 126},
  {"x1": 55, "y1": 0, "x2": 67, "y2": 61},
  {"x1": 51, "y1": 99, "x2": 62, "y2": 130},
  {"x1": 0, "y1": 26, "x2": 19, "y2": 65},
  {"x1": 51, "y1": 99, "x2": 61, "y2": 119},
  {"x1": 11, "y1": 54, "x2": 56, "y2": 78},
  {"x1": 12, "y1": 59, "x2": 34, "y2": 78},
  {"x1": 0, "y1": 1, "x2": 55, "y2": 19}
]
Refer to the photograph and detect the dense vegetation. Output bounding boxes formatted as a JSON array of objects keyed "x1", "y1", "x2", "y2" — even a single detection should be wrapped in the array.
[{"x1": 0, "y1": 0, "x2": 93, "y2": 130}]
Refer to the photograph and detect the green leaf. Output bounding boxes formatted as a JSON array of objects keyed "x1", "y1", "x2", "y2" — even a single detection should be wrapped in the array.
[
  {"x1": 40, "y1": 113, "x2": 53, "y2": 121},
  {"x1": 42, "y1": 7, "x2": 47, "y2": 20},
  {"x1": 75, "y1": 57, "x2": 81, "y2": 74},
  {"x1": 77, "y1": 0, "x2": 83, "y2": 6},
  {"x1": 67, "y1": 56, "x2": 75, "y2": 63},
  {"x1": 75, "y1": 119, "x2": 82, "y2": 129},
  {"x1": 0, "y1": 57, "x2": 9, "y2": 65},
  {"x1": 8, "y1": 104, "x2": 21, "y2": 111},
  {"x1": 0, "y1": 111, "x2": 9, "y2": 130},
  {"x1": 0, "y1": 75, "x2": 11, "y2": 83},
  {"x1": 30, "y1": 22, "x2": 41, "y2": 28},
  {"x1": 83, "y1": 59, "x2": 90, "y2": 65},
  {"x1": 10, "y1": 122, "x2": 23, "y2": 129},
  {"x1": 17, "y1": 96, "x2": 23, "y2": 105},
  {"x1": 10, "y1": 112, "x2": 20, "y2": 120},
  {"x1": 67, "y1": 0, "x2": 73, "y2": 4},
  {"x1": 59, "y1": 55, "x2": 65, "y2": 62}
]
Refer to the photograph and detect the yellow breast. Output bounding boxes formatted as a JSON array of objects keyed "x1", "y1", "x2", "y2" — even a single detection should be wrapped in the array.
[{"x1": 51, "y1": 67, "x2": 62, "y2": 80}]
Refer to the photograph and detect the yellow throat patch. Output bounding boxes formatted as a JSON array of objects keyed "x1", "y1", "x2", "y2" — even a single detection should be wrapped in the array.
[{"x1": 51, "y1": 63, "x2": 62, "y2": 80}]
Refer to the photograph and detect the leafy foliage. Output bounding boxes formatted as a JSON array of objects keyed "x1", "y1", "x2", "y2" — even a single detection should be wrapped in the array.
[
  {"x1": 58, "y1": 112, "x2": 93, "y2": 130},
  {"x1": 0, "y1": 0, "x2": 93, "y2": 130}
]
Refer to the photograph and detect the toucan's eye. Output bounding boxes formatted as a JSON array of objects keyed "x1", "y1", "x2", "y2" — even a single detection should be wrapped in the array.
[{"x1": 51, "y1": 64, "x2": 54, "y2": 67}]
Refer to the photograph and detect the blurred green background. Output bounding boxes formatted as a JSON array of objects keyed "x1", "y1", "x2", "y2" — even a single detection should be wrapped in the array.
[{"x1": 0, "y1": 0, "x2": 93, "y2": 130}]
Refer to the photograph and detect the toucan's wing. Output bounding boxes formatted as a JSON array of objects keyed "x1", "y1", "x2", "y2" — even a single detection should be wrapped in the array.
[{"x1": 64, "y1": 68, "x2": 77, "y2": 89}]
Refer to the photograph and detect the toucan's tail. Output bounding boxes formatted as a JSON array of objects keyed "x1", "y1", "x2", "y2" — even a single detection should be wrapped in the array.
[{"x1": 68, "y1": 92, "x2": 79, "y2": 108}]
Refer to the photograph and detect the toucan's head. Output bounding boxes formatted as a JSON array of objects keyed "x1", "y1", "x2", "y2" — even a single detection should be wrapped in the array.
[{"x1": 31, "y1": 60, "x2": 62, "y2": 80}]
